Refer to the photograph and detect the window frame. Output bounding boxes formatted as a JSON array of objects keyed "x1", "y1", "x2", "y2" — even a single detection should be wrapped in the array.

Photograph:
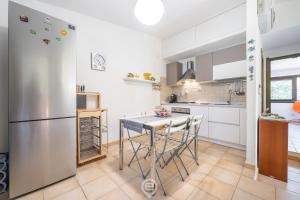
[{"x1": 271, "y1": 75, "x2": 299, "y2": 103}]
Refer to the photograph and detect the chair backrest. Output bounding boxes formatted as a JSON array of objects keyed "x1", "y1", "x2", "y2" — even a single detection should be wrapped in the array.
[
  {"x1": 158, "y1": 118, "x2": 190, "y2": 156},
  {"x1": 191, "y1": 114, "x2": 203, "y2": 137}
]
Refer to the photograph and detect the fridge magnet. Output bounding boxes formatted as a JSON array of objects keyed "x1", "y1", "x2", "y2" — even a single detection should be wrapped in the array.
[
  {"x1": 68, "y1": 24, "x2": 75, "y2": 30},
  {"x1": 91, "y1": 52, "x2": 106, "y2": 71},
  {"x1": 19, "y1": 16, "x2": 28, "y2": 22},
  {"x1": 56, "y1": 37, "x2": 61, "y2": 42},
  {"x1": 60, "y1": 29, "x2": 68, "y2": 37},
  {"x1": 44, "y1": 17, "x2": 52, "y2": 25},
  {"x1": 30, "y1": 29, "x2": 37, "y2": 35},
  {"x1": 42, "y1": 39, "x2": 50, "y2": 45}
]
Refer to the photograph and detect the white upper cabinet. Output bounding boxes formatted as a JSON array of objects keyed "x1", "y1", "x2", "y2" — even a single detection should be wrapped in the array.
[
  {"x1": 162, "y1": 4, "x2": 246, "y2": 59},
  {"x1": 195, "y1": 3, "x2": 246, "y2": 46},
  {"x1": 162, "y1": 28, "x2": 196, "y2": 58},
  {"x1": 213, "y1": 60, "x2": 246, "y2": 80},
  {"x1": 212, "y1": 44, "x2": 246, "y2": 80}
]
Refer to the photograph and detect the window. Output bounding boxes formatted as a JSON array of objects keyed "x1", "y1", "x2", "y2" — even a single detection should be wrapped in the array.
[
  {"x1": 271, "y1": 76, "x2": 300, "y2": 102},
  {"x1": 271, "y1": 79, "x2": 293, "y2": 100}
]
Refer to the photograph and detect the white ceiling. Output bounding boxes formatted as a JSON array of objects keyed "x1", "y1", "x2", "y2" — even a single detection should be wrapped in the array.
[{"x1": 37, "y1": 0, "x2": 245, "y2": 39}]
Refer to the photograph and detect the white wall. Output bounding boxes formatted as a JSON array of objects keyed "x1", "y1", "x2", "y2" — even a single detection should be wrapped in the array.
[
  {"x1": 246, "y1": 0, "x2": 262, "y2": 166},
  {"x1": 0, "y1": 0, "x2": 8, "y2": 153},
  {"x1": 271, "y1": 103, "x2": 300, "y2": 120},
  {"x1": 0, "y1": 0, "x2": 163, "y2": 147}
]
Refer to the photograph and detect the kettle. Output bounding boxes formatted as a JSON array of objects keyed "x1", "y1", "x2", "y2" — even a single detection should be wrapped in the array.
[{"x1": 168, "y1": 94, "x2": 177, "y2": 103}]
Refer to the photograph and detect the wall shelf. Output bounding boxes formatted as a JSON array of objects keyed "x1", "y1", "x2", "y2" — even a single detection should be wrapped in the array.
[{"x1": 124, "y1": 77, "x2": 159, "y2": 85}]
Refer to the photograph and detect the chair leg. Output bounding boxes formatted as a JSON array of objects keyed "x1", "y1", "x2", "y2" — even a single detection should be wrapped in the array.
[
  {"x1": 144, "y1": 147, "x2": 151, "y2": 159},
  {"x1": 177, "y1": 154, "x2": 189, "y2": 176},
  {"x1": 155, "y1": 168, "x2": 166, "y2": 196},
  {"x1": 171, "y1": 153, "x2": 184, "y2": 181},
  {"x1": 187, "y1": 145, "x2": 199, "y2": 165},
  {"x1": 161, "y1": 155, "x2": 167, "y2": 169},
  {"x1": 128, "y1": 142, "x2": 145, "y2": 179},
  {"x1": 128, "y1": 144, "x2": 141, "y2": 167}
]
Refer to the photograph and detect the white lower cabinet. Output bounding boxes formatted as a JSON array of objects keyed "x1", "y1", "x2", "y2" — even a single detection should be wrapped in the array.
[
  {"x1": 209, "y1": 122, "x2": 239, "y2": 144},
  {"x1": 209, "y1": 107, "x2": 240, "y2": 125},
  {"x1": 190, "y1": 106, "x2": 209, "y2": 137},
  {"x1": 162, "y1": 104, "x2": 246, "y2": 147}
]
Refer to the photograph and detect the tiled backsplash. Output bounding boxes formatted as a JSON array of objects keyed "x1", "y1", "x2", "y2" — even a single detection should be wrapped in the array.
[{"x1": 160, "y1": 77, "x2": 246, "y2": 103}]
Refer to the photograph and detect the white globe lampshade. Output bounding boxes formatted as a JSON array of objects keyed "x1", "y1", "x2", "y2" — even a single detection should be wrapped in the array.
[{"x1": 135, "y1": 0, "x2": 164, "y2": 25}]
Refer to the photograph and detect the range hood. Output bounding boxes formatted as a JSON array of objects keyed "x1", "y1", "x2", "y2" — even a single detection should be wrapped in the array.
[{"x1": 179, "y1": 61, "x2": 195, "y2": 82}]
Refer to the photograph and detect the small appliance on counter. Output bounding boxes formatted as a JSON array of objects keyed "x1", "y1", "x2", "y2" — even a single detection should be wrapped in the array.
[{"x1": 168, "y1": 94, "x2": 177, "y2": 103}]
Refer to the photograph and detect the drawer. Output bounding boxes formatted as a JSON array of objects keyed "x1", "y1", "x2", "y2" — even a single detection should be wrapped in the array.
[
  {"x1": 209, "y1": 122, "x2": 239, "y2": 144},
  {"x1": 209, "y1": 107, "x2": 240, "y2": 125},
  {"x1": 77, "y1": 110, "x2": 101, "y2": 118}
]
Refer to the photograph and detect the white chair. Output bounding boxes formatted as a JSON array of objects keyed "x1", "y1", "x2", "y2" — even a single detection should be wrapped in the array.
[{"x1": 147, "y1": 118, "x2": 191, "y2": 196}]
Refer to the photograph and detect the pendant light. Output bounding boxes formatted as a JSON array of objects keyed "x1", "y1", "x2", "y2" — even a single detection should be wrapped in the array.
[{"x1": 134, "y1": 0, "x2": 164, "y2": 25}]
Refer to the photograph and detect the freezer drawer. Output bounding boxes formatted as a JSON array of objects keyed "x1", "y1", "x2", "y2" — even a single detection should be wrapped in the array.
[{"x1": 9, "y1": 118, "x2": 76, "y2": 198}]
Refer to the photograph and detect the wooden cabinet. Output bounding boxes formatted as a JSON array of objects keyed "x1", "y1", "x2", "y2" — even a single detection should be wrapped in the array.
[
  {"x1": 259, "y1": 118, "x2": 288, "y2": 182},
  {"x1": 76, "y1": 92, "x2": 108, "y2": 166},
  {"x1": 191, "y1": 106, "x2": 209, "y2": 137},
  {"x1": 166, "y1": 62, "x2": 183, "y2": 86},
  {"x1": 195, "y1": 53, "x2": 213, "y2": 82}
]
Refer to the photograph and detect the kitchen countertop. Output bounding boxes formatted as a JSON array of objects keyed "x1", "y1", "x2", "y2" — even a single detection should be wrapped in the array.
[{"x1": 161, "y1": 102, "x2": 246, "y2": 108}]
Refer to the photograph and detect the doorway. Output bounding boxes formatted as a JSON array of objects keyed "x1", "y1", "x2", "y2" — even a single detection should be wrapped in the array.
[{"x1": 266, "y1": 54, "x2": 300, "y2": 158}]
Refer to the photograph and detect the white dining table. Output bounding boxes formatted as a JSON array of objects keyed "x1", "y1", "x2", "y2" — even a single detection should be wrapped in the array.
[{"x1": 119, "y1": 112, "x2": 194, "y2": 195}]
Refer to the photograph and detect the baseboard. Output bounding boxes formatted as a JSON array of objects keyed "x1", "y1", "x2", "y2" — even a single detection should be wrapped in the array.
[
  {"x1": 244, "y1": 162, "x2": 256, "y2": 169},
  {"x1": 288, "y1": 151, "x2": 300, "y2": 161},
  {"x1": 107, "y1": 137, "x2": 129, "y2": 146},
  {"x1": 0, "y1": 192, "x2": 8, "y2": 200},
  {"x1": 198, "y1": 136, "x2": 246, "y2": 150}
]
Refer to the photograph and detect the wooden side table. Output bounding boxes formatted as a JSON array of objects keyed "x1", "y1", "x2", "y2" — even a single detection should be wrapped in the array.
[{"x1": 258, "y1": 117, "x2": 288, "y2": 182}]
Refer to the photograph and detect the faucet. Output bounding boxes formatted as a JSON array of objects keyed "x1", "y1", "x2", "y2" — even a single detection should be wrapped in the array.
[{"x1": 227, "y1": 89, "x2": 233, "y2": 104}]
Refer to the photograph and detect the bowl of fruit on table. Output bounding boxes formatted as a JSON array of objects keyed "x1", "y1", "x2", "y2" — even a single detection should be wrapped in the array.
[{"x1": 154, "y1": 108, "x2": 170, "y2": 117}]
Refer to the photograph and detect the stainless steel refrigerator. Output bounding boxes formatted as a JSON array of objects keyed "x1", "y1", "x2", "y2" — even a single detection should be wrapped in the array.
[{"x1": 9, "y1": 2, "x2": 76, "y2": 198}]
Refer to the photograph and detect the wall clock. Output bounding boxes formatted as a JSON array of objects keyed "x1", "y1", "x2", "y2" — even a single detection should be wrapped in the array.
[{"x1": 91, "y1": 52, "x2": 106, "y2": 71}]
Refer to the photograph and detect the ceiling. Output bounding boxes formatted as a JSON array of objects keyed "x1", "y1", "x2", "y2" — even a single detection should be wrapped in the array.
[{"x1": 37, "y1": 0, "x2": 245, "y2": 39}]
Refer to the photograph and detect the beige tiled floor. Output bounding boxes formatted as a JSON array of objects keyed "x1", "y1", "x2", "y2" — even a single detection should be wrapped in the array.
[{"x1": 17, "y1": 140, "x2": 300, "y2": 200}]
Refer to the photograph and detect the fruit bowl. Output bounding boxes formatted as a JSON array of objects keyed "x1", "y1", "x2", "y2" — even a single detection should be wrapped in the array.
[{"x1": 154, "y1": 109, "x2": 170, "y2": 118}]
